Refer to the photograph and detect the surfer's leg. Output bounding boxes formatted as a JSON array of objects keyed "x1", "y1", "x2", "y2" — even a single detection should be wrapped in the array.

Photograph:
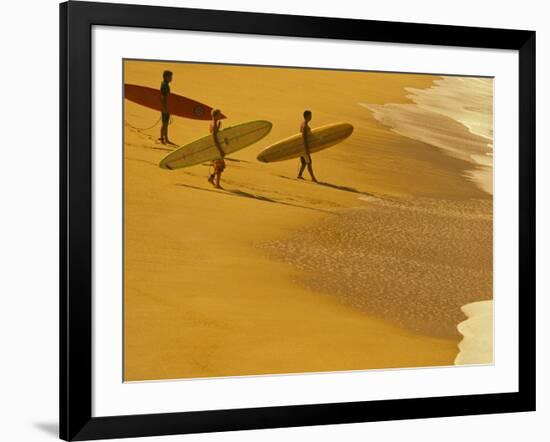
[
  {"x1": 208, "y1": 165, "x2": 216, "y2": 187},
  {"x1": 215, "y1": 172, "x2": 223, "y2": 189},
  {"x1": 307, "y1": 160, "x2": 318, "y2": 182},
  {"x1": 160, "y1": 113, "x2": 170, "y2": 144},
  {"x1": 165, "y1": 126, "x2": 176, "y2": 145},
  {"x1": 159, "y1": 122, "x2": 167, "y2": 144},
  {"x1": 297, "y1": 157, "x2": 306, "y2": 179}
]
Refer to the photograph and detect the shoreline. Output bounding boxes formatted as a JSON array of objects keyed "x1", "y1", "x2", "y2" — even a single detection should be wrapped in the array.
[{"x1": 363, "y1": 77, "x2": 493, "y2": 195}]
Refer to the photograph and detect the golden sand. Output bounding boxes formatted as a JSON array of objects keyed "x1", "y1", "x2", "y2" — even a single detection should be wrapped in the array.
[{"x1": 123, "y1": 60, "x2": 491, "y2": 381}]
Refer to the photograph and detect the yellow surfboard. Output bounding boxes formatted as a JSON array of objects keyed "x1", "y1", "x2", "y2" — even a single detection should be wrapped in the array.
[
  {"x1": 257, "y1": 123, "x2": 353, "y2": 163},
  {"x1": 159, "y1": 120, "x2": 272, "y2": 170}
]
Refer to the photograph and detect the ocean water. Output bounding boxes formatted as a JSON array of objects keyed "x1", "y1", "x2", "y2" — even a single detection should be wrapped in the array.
[
  {"x1": 362, "y1": 77, "x2": 494, "y2": 194},
  {"x1": 455, "y1": 300, "x2": 494, "y2": 365}
]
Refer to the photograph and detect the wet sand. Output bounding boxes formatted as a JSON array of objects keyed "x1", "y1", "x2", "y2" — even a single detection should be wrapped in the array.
[
  {"x1": 123, "y1": 60, "x2": 492, "y2": 381},
  {"x1": 260, "y1": 197, "x2": 492, "y2": 339}
]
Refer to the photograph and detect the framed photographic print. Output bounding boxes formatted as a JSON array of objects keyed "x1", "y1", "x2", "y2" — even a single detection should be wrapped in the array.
[{"x1": 60, "y1": 1, "x2": 536, "y2": 440}]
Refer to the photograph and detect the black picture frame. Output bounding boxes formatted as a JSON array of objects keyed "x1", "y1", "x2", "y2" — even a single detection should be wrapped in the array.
[{"x1": 60, "y1": 1, "x2": 536, "y2": 440}]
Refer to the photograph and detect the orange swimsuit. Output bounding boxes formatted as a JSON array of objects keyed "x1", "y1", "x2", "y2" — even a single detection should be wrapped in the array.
[{"x1": 213, "y1": 158, "x2": 226, "y2": 173}]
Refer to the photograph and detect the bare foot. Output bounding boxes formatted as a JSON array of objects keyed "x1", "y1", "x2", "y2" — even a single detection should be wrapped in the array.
[
  {"x1": 166, "y1": 140, "x2": 177, "y2": 146},
  {"x1": 297, "y1": 176, "x2": 304, "y2": 180},
  {"x1": 208, "y1": 176, "x2": 216, "y2": 188},
  {"x1": 215, "y1": 185, "x2": 223, "y2": 190}
]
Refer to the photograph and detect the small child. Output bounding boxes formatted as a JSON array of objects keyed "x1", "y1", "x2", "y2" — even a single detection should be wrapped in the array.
[
  {"x1": 208, "y1": 109, "x2": 226, "y2": 189},
  {"x1": 159, "y1": 70, "x2": 175, "y2": 145},
  {"x1": 298, "y1": 110, "x2": 318, "y2": 182}
]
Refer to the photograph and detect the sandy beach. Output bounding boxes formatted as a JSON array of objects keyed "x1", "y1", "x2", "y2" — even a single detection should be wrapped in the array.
[{"x1": 123, "y1": 60, "x2": 492, "y2": 381}]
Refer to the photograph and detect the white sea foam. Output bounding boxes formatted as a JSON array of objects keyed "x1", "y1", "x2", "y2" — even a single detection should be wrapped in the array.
[
  {"x1": 454, "y1": 300, "x2": 494, "y2": 365},
  {"x1": 406, "y1": 77, "x2": 493, "y2": 143},
  {"x1": 361, "y1": 77, "x2": 494, "y2": 194}
]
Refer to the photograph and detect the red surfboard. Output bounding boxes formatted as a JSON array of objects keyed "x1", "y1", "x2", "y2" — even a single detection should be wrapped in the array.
[{"x1": 124, "y1": 84, "x2": 225, "y2": 121}]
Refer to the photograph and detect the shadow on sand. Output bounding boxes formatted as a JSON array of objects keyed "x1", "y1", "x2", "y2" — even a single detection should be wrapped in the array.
[
  {"x1": 176, "y1": 183, "x2": 337, "y2": 215},
  {"x1": 277, "y1": 175, "x2": 377, "y2": 197}
]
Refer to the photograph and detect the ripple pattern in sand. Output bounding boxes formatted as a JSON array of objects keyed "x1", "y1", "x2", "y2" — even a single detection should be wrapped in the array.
[{"x1": 259, "y1": 197, "x2": 492, "y2": 338}]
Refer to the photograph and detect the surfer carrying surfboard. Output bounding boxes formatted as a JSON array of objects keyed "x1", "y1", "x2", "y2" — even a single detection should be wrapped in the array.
[
  {"x1": 208, "y1": 109, "x2": 226, "y2": 189},
  {"x1": 159, "y1": 70, "x2": 175, "y2": 145},
  {"x1": 298, "y1": 110, "x2": 318, "y2": 182}
]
